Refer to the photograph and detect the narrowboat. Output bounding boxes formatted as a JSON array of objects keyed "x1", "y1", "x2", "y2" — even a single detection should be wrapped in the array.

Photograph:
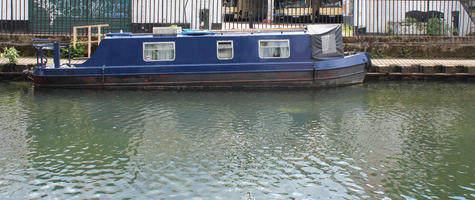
[{"x1": 32, "y1": 24, "x2": 370, "y2": 89}]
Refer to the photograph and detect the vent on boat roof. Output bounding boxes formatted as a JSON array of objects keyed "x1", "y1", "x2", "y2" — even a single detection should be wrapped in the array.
[
  {"x1": 153, "y1": 27, "x2": 183, "y2": 35},
  {"x1": 106, "y1": 32, "x2": 132, "y2": 37},
  {"x1": 181, "y1": 29, "x2": 216, "y2": 35}
]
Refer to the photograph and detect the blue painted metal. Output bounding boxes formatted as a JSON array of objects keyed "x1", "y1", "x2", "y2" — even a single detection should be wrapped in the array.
[
  {"x1": 34, "y1": 31, "x2": 316, "y2": 78},
  {"x1": 33, "y1": 30, "x2": 370, "y2": 88},
  {"x1": 32, "y1": 38, "x2": 53, "y2": 68},
  {"x1": 34, "y1": 63, "x2": 314, "y2": 77},
  {"x1": 80, "y1": 31, "x2": 312, "y2": 68},
  {"x1": 54, "y1": 43, "x2": 60, "y2": 68},
  {"x1": 315, "y1": 53, "x2": 371, "y2": 71},
  {"x1": 32, "y1": 39, "x2": 71, "y2": 68}
]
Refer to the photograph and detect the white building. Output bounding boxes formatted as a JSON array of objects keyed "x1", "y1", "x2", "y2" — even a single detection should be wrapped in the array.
[
  {"x1": 353, "y1": 0, "x2": 474, "y2": 36},
  {"x1": 1, "y1": 0, "x2": 28, "y2": 21}
]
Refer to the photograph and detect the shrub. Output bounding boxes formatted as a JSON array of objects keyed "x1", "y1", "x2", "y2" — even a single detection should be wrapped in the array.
[
  {"x1": 1, "y1": 47, "x2": 20, "y2": 64},
  {"x1": 61, "y1": 40, "x2": 86, "y2": 58},
  {"x1": 404, "y1": 17, "x2": 417, "y2": 23},
  {"x1": 427, "y1": 18, "x2": 456, "y2": 36},
  {"x1": 399, "y1": 48, "x2": 412, "y2": 58}
]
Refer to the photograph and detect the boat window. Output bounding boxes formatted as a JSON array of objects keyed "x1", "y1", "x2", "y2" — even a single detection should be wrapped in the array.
[
  {"x1": 217, "y1": 41, "x2": 233, "y2": 60},
  {"x1": 143, "y1": 42, "x2": 175, "y2": 61},
  {"x1": 259, "y1": 40, "x2": 290, "y2": 59}
]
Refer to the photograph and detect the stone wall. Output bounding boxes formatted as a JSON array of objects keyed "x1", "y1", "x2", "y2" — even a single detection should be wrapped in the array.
[{"x1": 344, "y1": 36, "x2": 475, "y2": 58}]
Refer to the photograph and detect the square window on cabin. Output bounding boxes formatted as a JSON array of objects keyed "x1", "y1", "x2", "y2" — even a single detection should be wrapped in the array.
[
  {"x1": 217, "y1": 41, "x2": 233, "y2": 60},
  {"x1": 259, "y1": 40, "x2": 290, "y2": 59},
  {"x1": 143, "y1": 42, "x2": 175, "y2": 61}
]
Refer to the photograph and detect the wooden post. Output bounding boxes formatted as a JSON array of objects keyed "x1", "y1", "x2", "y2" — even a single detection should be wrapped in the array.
[
  {"x1": 97, "y1": 27, "x2": 102, "y2": 44},
  {"x1": 71, "y1": 24, "x2": 109, "y2": 58},
  {"x1": 73, "y1": 27, "x2": 77, "y2": 47},
  {"x1": 88, "y1": 26, "x2": 92, "y2": 58}
]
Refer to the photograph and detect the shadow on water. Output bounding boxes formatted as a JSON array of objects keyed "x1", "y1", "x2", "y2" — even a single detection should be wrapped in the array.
[{"x1": 0, "y1": 82, "x2": 473, "y2": 199}]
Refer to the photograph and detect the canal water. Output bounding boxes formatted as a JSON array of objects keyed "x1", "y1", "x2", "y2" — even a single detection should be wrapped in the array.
[{"x1": 0, "y1": 82, "x2": 474, "y2": 199}]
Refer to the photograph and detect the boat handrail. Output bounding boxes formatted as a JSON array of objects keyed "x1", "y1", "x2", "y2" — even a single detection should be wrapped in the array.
[{"x1": 32, "y1": 39, "x2": 71, "y2": 68}]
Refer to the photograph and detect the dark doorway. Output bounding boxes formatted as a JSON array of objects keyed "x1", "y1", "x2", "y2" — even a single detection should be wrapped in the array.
[{"x1": 452, "y1": 11, "x2": 459, "y2": 36}]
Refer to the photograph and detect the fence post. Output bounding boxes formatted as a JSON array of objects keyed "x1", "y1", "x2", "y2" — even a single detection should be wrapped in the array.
[
  {"x1": 249, "y1": 11, "x2": 254, "y2": 29},
  {"x1": 427, "y1": 0, "x2": 430, "y2": 35},
  {"x1": 88, "y1": 26, "x2": 92, "y2": 58},
  {"x1": 10, "y1": 0, "x2": 14, "y2": 33}
]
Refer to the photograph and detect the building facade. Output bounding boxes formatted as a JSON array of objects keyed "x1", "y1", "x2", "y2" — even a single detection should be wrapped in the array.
[{"x1": 353, "y1": 0, "x2": 474, "y2": 36}]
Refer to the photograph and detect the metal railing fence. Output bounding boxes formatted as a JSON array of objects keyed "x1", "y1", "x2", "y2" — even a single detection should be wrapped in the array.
[{"x1": 1, "y1": 0, "x2": 474, "y2": 36}]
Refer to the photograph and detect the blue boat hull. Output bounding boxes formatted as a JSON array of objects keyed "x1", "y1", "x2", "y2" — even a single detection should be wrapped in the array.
[{"x1": 34, "y1": 53, "x2": 369, "y2": 89}]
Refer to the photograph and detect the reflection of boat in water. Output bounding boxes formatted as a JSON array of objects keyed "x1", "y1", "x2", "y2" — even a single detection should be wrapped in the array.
[{"x1": 32, "y1": 24, "x2": 370, "y2": 89}]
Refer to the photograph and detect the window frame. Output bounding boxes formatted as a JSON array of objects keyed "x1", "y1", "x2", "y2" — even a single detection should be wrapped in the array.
[
  {"x1": 216, "y1": 40, "x2": 234, "y2": 60},
  {"x1": 258, "y1": 39, "x2": 291, "y2": 59},
  {"x1": 143, "y1": 42, "x2": 176, "y2": 62}
]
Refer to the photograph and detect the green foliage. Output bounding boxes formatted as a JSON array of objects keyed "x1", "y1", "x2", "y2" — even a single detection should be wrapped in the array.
[
  {"x1": 427, "y1": 18, "x2": 456, "y2": 36},
  {"x1": 1, "y1": 47, "x2": 20, "y2": 64},
  {"x1": 404, "y1": 17, "x2": 417, "y2": 23},
  {"x1": 61, "y1": 40, "x2": 86, "y2": 58},
  {"x1": 342, "y1": 24, "x2": 354, "y2": 36},
  {"x1": 398, "y1": 47, "x2": 412, "y2": 58},
  {"x1": 370, "y1": 49, "x2": 392, "y2": 59},
  {"x1": 342, "y1": 24, "x2": 353, "y2": 32}
]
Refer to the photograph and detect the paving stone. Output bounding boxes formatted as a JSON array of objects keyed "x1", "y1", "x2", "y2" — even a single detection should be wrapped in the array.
[
  {"x1": 401, "y1": 64, "x2": 420, "y2": 73},
  {"x1": 377, "y1": 65, "x2": 391, "y2": 73},
  {"x1": 443, "y1": 66, "x2": 457, "y2": 73},
  {"x1": 388, "y1": 64, "x2": 399, "y2": 73},
  {"x1": 422, "y1": 65, "x2": 437, "y2": 73},
  {"x1": 467, "y1": 66, "x2": 475, "y2": 73},
  {"x1": 372, "y1": 59, "x2": 475, "y2": 69}
]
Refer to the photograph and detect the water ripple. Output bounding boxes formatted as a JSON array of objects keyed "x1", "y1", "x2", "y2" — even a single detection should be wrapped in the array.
[{"x1": 0, "y1": 82, "x2": 473, "y2": 199}]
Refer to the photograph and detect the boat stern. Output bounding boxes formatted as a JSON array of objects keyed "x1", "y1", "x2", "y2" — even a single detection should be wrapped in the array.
[{"x1": 314, "y1": 52, "x2": 371, "y2": 86}]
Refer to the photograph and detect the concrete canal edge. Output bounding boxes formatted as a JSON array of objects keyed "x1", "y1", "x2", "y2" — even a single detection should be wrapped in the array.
[
  {"x1": 367, "y1": 59, "x2": 475, "y2": 81},
  {"x1": 344, "y1": 36, "x2": 475, "y2": 80}
]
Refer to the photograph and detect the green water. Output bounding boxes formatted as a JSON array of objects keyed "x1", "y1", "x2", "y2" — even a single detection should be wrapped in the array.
[{"x1": 0, "y1": 82, "x2": 474, "y2": 199}]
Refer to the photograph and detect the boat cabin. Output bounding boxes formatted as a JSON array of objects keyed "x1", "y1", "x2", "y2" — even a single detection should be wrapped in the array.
[{"x1": 80, "y1": 30, "x2": 315, "y2": 74}]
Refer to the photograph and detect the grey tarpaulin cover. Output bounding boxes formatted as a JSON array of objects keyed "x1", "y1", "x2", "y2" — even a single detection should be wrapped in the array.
[{"x1": 307, "y1": 24, "x2": 344, "y2": 61}]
